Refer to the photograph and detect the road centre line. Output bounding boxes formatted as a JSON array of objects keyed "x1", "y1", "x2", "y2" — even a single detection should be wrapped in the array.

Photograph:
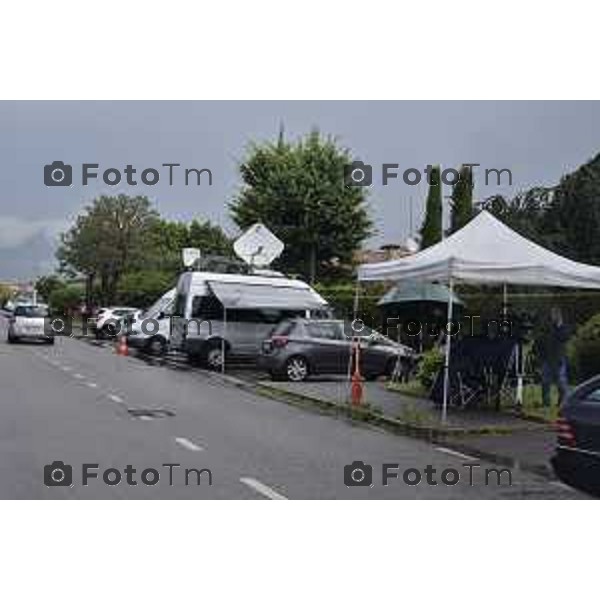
[
  {"x1": 175, "y1": 437, "x2": 204, "y2": 452},
  {"x1": 435, "y1": 447, "x2": 479, "y2": 462},
  {"x1": 240, "y1": 477, "x2": 288, "y2": 500}
]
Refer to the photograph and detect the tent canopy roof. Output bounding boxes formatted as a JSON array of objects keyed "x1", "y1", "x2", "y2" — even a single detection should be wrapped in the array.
[{"x1": 358, "y1": 211, "x2": 600, "y2": 289}]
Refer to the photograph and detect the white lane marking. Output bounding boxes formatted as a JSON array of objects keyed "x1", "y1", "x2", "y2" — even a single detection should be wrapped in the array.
[
  {"x1": 240, "y1": 477, "x2": 288, "y2": 500},
  {"x1": 138, "y1": 415, "x2": 153, "y2": 421},
  {"x1": 107, "y1": 394, "x2": 124, "y2": 404},
  {"x1": 73, "y1": 373, "x2": 85, "y2": 380},
  {"x1": 435, "y1": 447, "x2": 478, "y2": 462},
  {"x1": 86, "y1": 382, "x2": 98, "y2": 389},
  {"x1": 175, "y1": 437, "x2": 204, "y2": 452},
  {"x1": 61, "y1": 366, "x2": 72, "y2": 372}
]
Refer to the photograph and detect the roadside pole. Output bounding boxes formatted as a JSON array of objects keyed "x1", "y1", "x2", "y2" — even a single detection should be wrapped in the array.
[{"x1": 441, "y1": 277, "x2": 454, "y2": 424}]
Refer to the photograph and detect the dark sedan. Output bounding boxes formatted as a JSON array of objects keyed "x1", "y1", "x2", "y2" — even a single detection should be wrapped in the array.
[
  {"x1": 259, "y1": 318, "x2": 414, "y2": 382},
  {"x1": 551, "y1": 375, "x2": 600, "y2": 495}
]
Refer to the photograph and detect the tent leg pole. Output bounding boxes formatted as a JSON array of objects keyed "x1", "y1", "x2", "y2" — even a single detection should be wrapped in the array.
[
  {"x1": 442, "y1": 278, "x2": 454, "y2": 425},
  {"x1": 222, "y1": 308, "x2": 227, "y2": 375}
]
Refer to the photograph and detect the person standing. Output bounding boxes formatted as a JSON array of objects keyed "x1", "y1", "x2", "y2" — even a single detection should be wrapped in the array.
[{"x1": 534, "y1": 307, "x2": 570, "y2": 407}]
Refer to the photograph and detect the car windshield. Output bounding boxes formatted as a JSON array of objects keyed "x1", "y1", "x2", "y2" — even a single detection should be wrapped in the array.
[{"x1": 14, "y1": 305, "x2": 48, "y2": 318}]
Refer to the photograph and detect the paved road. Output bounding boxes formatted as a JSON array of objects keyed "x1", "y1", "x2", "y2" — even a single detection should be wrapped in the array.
[{"x1": 0, "y1": 316, "x2": 582, "y2": 498}]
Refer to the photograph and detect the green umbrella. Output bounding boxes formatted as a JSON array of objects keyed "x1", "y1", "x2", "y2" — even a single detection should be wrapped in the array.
[{"x1": 378, "y1": 282, "x2": 464, "y2": 307}]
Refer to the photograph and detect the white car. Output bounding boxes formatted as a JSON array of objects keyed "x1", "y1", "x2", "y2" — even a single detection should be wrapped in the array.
[
  {"x1": 94, "y1": 306, "x2": 140, "y2": 338},
  {"x1": 7, "y1": 304, "x2": 54, "y2": 344}
]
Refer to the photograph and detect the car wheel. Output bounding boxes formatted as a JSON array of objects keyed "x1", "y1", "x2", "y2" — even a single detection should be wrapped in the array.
[
  {"x1": 7, "y1": 334, "x2": 17, "y2": 344},
  {"x1": 205, "y1": 341, "x2": 226, "y2": 370},
  {"x1": 147, "y1": 336, "x2": 167, "y2": 356},
  {"x1": 46, "y1": 338, "x2": 55, "y2": 345},
  {"x1": 285, "y1": 356, "x2": 309, "y2": 382}
]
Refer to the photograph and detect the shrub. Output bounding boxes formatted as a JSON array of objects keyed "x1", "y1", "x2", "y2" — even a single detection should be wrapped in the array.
[
  {"x1": 568, "y1": 313, "x2": 600, "y2": 383},
  {"x1": 48, "y1": 284, "x2": 83, "y2": 314},
  {"x1": 417, "y1": 348, "x2": 444, "y2": 389}
]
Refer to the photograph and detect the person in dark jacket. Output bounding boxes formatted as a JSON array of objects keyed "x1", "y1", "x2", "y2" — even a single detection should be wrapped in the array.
[{"x1": 534, "y1": 307, "x2": 570, "y2": 407}]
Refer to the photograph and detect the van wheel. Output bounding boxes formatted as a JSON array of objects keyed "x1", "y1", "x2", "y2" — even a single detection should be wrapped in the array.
[
  {"x1": 147, "y1": 336, "x2": 167, "y2": 356},
  {"x1": 285, "y1": 356, "x2": 309, "y2": 382},
  {"x1": 205, "y1": 341, "x2": 227, "y2": 370}
]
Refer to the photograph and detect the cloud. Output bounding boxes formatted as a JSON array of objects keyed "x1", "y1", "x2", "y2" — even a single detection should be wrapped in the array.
[{"x1": 0, "y1": 216, "x2": 67, "y2": 250}]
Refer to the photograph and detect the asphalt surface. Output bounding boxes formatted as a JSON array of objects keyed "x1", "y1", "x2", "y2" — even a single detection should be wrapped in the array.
[{"x1": 0, "y1": 315, "x2": 583, "y2": 499}]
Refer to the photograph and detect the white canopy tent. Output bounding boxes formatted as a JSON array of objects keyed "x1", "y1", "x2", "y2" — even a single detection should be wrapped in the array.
[{"x1": 358, "y1": 211, "x2": 600, "y2": 421}]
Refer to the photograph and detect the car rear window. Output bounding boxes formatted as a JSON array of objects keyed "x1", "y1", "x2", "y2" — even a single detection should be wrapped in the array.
[
  {"x1": 306, "y1": 322, "x2": 343, "y2": 340},
  {"x1": 271, "y1": 321, "x2": 297, "y2": 336},
  {"x1": 14, "y1": 306, "x2": 49, "y2": 317}
]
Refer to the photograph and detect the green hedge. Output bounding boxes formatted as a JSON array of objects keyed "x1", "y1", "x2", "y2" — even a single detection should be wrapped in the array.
[{"x1": 568, "y1": 313, "x2": 600, "y2": 382}]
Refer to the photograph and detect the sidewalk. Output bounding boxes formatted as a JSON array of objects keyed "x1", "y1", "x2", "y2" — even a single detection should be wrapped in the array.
[{"x1": 257, "y1": 377, "x2": 555, "y2": 473}]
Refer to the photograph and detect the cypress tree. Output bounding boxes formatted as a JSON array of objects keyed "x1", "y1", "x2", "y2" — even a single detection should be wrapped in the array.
[
  {"x1": 419, "y1": 165, "x2": 443, "y2": 248},
  {"x1": 450, "y1": 164, "x2": 474, "y2": 233}
]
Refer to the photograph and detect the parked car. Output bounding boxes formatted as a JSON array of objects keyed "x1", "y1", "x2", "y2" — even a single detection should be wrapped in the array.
[
  {"x1": 93, "y1": 306, "x2": 140, "y2": 338},
  {"x1": 551, "y1": 375, "x2": 600, "y2": 496},
  {"x1": 171, "y1": 270, "x2": 329, "y2": 369},
  {"x1": 7, "y1": 304, "x2": 53, "y2": 344},
  {"x1": 259, "y1": 318, "x2": 414, "y2": 382},
  {"x1": 126, "y1": 288, "x2": 176, "y2": 355}
]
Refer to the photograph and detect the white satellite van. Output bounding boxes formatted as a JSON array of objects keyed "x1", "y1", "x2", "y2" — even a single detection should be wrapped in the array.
[
  {"x1": 171, "y1": 271, "x2": 329, "y2": 368},
  {"x1": 126, "y1": 287, "x2": 176, "y2": 354}
]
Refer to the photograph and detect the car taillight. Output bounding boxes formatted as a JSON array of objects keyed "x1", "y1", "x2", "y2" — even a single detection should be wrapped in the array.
[
  {"x1": 555, "y1": 417, "x2": 576, "y2": 447},
  {"x1": 272, "y1": 335, "x2": 289, "y2": 348}
]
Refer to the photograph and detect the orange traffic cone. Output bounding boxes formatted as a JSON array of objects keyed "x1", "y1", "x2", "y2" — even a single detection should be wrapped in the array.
[
  {"x1": 350, "y1": 341, "x2": 363, "y2": 406},
  {"x1": 116, "y1": 334, "x2": 129, "y2": 356}
]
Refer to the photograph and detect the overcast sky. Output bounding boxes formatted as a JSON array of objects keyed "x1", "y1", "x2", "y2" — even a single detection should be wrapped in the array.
[{"x1": 1, "y1": 100, "x2": 600, "y2": 280}]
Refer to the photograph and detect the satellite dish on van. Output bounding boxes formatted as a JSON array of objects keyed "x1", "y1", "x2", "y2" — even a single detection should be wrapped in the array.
[
  {"x1": 182, "y1": 247, "x2": 201, "y2": 268},
  {"x1": 233, "y1": 223, "x2": 284, "y2": 267}
]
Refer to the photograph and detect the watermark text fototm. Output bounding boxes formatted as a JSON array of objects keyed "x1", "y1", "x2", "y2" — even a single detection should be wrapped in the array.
[
  {"x1": 44, "y1": 161, "x2": 213, "y2": 187},
  {"x1": 44, "y1": 460, "x2": 213, "y2": 487},
  {"x1": 344, "y1": 461, "x2": 512, "y2": 488},
  {"x1": 344, "y1": 162, "x2": 512, "y2": 188}
]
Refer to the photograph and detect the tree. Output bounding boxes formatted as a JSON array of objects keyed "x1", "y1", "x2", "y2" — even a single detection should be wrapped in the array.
[
  {"x1": 116, "y1": 270, "x2": 175, "y2": 308},
  {"x1": 145, "y1": 218, "x2": 232, "y2": 273},
  {"x1": 35, "y1": 275, "x2": 65, "y2": 303},
  {"x1": 229, "y1": 130, "x2": 373, "y2": 282},
  {"x1": 57, "y1": 195, "x2": 159, "y2": 304},
  {"x1": 449, "y1": 165, "x2": 474, "y2": 233},
  {"x1": 419, "y1": 166, "x2": 442, "y2": 248},
  {"x1": 540, "y1": 152, "x2": 600, "y2": 265},
  {"x1": 477, "y1": 187, "x2": 552, "y2": 244},
  {"x1": 48, "y1": 284, "x2": 83, "y2": 314},
  {"x1": 0, "y1": 283, "x2": 14, "y2": 307}
]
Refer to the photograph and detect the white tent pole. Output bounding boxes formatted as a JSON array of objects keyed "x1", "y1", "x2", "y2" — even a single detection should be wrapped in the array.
[
  {"x1": 441, "y1": 277, "x2": 454, "y2": 424},
  {"x1": 222, "y1": 307, "x2": 227, "y2": 375}
]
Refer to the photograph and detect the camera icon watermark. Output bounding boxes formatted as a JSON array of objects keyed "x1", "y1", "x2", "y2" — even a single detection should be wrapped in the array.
[
  {"x1": 344, "y1": 460, "x2": 373, "y2": 487},
  {"x1": 44, "y1": 461, "x2": 73, "y2": 487},
  {"x1": 44, "y1": 161, "x2": 73, "y2": 187},
  {"x1": 344, "y1": 160, "x2": 372, "y2": 187},
  {"x1": 44, "y1": 316, "x2": 73, "y2": 337}
]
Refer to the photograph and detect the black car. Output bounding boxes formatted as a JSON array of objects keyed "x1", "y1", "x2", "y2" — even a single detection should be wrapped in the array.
[
  {"x1": 551, "y1": 375, "x2": 600, "y2": 495},
  {"x1": 258, "y1": 318, "x2": 414, "y2": 382}
]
